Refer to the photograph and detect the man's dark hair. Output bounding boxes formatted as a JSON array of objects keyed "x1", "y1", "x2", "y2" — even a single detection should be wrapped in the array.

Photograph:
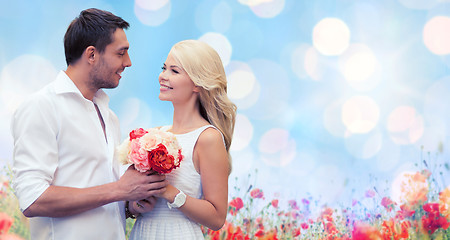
[{"x1": 63, "y1": 8, "x2": 130, "y2": 65}]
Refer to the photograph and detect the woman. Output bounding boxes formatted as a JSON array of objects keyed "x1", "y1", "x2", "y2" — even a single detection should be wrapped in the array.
[{"x1": 128, "y1": 40, "x2": 237, "y2": 239}]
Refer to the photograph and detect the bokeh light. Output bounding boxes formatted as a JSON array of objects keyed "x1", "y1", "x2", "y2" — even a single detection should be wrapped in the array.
[
  {"x1": 387, "y1": 106, "x2": 424, "y2": 145},
  {"x1": 313, "y1": 18, "x2": 351, "y2": 56},
  {"x1": 342, "y1": 96, "x2": 380, "y2": 134},
  {"x1": 239, "y1": 0, "x2": 285, "y2": 18},
  {"x1": 339, "y1": 44, "x2": 380, "y2": 91},
  {"x1": 135, "y1": 0, "x2": 169, "y2": 11},
  {"x1": 423, "y1": 16, "x2": 450, "y2": 55},
  {"x1": 390, "y1": 170, "x2": 428, "y2": 205},
  {"x1": 230, "y1": 114, "x2": 254, "y2": 151},
  {"x1": 0, "y1": 54, "x2": 57, "y2": 113},
  {"x1": 259, "y1": 128, "x2": 296, "y2": 167},
  {"x1": 134, "y1": 0, "x2": 171, "y2": 26},
  {"x1": 227, "y1": 65, "x2": 256, "y2": 100},
  {"x1": 198, "y1": 32, "x2": 232, "y2": 67},
  {"x1": 225, "y1": 61, "x2": 260, "y2": 110}
]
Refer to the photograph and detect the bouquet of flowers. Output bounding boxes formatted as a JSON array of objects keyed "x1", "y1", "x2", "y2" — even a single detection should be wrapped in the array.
[{"x1": 117, "y1": 127, "x2": 183, "y2": 174}]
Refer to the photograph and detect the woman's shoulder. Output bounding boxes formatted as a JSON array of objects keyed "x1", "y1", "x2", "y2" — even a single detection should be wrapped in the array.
[{"x1": 196, "y1": 126, "x2": 224, "y2": 147}]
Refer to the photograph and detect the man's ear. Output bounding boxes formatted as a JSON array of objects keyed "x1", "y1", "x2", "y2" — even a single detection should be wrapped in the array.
[{"x1": 85, "y1": 46, "x2": 96, "y2": 64}]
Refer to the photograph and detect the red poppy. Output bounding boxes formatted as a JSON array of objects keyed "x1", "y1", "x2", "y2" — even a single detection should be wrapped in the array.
[
  {"x1": 0, "y1": 212, "x2": 13, "y2": 235},
  {"x1": 255, "y1": 228, "x2": 265, "y2": 237},
  {"x1": 421, "y1": 202, "x2": 450, "y2": 234},
  {"x1": 250, "y1": 188, "x2": 264, "y2": 199},
  {"x1": 229, "y1": 197, "x2": 244, "y2": 216},
  {"x1": 271, "y1": 199, "x2": 279, "y2": 208}
]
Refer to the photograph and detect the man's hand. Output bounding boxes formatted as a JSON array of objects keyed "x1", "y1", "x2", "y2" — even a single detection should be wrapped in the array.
[{"x1": 117, "y1": 165, "x2": 168, "y2": 201}]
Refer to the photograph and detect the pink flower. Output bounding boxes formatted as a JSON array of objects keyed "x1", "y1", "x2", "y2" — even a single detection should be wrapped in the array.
[
  {"x1": 381, "y1": 197, "x2": 395, "y2": 212},
  {"x1": 139, "y1": 133, "x2": 159, "y2": 150},
  {"x1": 365, "y1": 189, "x2": 376, "y2": 198},
  {"x1": 301, "y1": 222, "x2": 309, "y2": 230},
  {"x1": 302, "y1": 198, "x2": 310, "y2": 205},
  {"x1": 288, "y1": 200, "x2": 299, "y2": 210},
  {"x1": 128, "y1": 140, "x2": 150, "y2": 172},
  {"x1": 250, "y1": 188, "x2": 264, "y2": 199}
]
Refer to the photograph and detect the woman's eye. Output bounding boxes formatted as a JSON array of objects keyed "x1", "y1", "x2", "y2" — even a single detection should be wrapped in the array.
[{"x1": 172, "y1": 69, "x2": 179, "y2": 74}]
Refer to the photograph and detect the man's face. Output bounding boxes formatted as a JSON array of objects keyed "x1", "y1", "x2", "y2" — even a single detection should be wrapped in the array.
[{"x1": 90, "y1": 28, "x2": 131, "y2": 89}]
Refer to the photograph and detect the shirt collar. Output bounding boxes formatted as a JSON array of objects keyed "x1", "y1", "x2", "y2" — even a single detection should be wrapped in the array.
[{"x1": 53, "y1": 70, "x2": 110, "y2": 107}]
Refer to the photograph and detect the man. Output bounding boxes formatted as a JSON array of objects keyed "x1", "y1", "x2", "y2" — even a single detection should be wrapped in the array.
[{"x1": 11, "y1": 8, "x2": 166, "y2": 239}]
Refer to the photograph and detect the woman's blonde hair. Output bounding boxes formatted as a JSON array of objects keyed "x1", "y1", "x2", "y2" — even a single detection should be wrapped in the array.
[{"x1": 170, "y1": 40, "x2": 237, "y2": 167}]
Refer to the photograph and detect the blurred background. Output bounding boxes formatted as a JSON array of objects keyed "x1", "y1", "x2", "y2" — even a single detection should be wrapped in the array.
[{"x1": 0, "y1": 0, "x2": 449, "y2": 211}]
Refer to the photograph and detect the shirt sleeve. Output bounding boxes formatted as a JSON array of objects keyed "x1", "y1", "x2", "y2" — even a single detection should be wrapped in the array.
[{"x1": 11, "y1": 94, "x2": 59, "y2": 212}]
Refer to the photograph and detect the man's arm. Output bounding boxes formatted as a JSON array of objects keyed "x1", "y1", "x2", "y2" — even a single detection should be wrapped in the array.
[
  {"x1": 23, "y1": 166, "x2": 167, "y2": 217},
  {"x1": 12, "y1": 96, "x2": 167, "y2": 218}
]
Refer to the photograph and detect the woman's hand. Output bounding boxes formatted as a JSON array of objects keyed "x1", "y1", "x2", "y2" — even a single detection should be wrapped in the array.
[{"x1": 130, "y1": 196, "x2": 158, "y2": 215}]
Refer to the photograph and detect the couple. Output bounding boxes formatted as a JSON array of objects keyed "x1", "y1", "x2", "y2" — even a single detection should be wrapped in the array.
[{"x1": 11, "y1": 8, "x2": 236, "y2": 240}]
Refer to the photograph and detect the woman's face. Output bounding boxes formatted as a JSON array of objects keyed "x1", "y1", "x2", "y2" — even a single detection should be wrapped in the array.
[{"x1": 158, "y1": 52, "x2": 198, "y2": 103}]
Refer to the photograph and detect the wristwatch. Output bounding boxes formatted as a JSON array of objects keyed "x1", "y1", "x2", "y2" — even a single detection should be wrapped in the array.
[
  {"x1": 167, "y1": 190, "x2": 186, "y2": 209},
  {"x1": 125, "y1": 201, "x2": 137, "y2": 219}
]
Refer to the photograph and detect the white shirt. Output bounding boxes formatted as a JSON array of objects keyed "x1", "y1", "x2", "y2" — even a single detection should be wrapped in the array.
[{"x1": 11, "y1": 71, "x2": 126, "y2": 240}]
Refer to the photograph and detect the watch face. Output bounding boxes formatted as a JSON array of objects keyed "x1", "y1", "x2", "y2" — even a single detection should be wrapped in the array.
[{"x1": 174, "y1": 191, "x2": 186, "y2": 207}]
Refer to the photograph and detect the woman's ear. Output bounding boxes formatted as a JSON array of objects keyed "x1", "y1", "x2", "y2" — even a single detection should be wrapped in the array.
[{"x1": 193, "y1": 86, "x2": 201, "y2": 93}]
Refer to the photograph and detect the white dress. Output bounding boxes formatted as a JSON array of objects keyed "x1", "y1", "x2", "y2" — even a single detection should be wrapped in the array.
[{"x1": 129, "y1": 125, "x2": 217, "y2": 240}]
